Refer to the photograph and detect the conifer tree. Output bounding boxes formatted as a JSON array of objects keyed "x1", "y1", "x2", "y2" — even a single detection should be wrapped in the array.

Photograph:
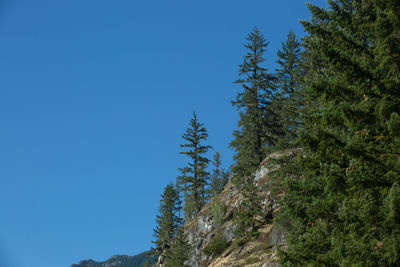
[
  {"x1": 279, "y1": 1, "x2": 400, "y2": 265},
  {"x1": 203, "y1": 199, "x2": 229, "y2": 257},
  {"x1": 230, "y1": 27, "x2": 279, "y2": 180},
  {"x1": 234, "y1": 181, "x2": 265, "y2": 237},
  {"x1": 164, "y1": 227, "x2": 190, "y2": 267},
  {"x1": 275, "y1": 30, "x2": 303, "y2": 146},
  {"x1": 177, "y1": 111, "x2": 211, "y2": 218},
  {"x1": 152, "y1": 183, "x2": 180, "y2": 255},
  {"x1": 209, "y1": 152, "x2": 230, "y2": 198}
]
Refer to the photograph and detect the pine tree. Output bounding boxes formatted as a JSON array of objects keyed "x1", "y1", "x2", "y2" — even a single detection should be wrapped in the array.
[
  {"x1": 209, "y1": 152, "x2": 230, "y2": 198},
  {"x1": 177, "y1": 111, "x2": 211, "y2": 218},
  {"x1": 234, "y1": 181, "x2": 265, "y2": 237},
  {"x1": 275, "y1": 30, "x2": 303, "y2": 146},
  {"x1": 152, "y1": 183, "x2": 180, "y2": 255},
  {"x1": 164, "y1": 227, "x2": 190, "y2": 267},
  {"x1": 278, "y1": 1, "x2": 400, "y2": 265},
  {"x1": 230, "y1": 27, "x2": 279, "y2": 180},
  {"x1": 203, "y1": 199, "x2": 229, "y2": 257}
]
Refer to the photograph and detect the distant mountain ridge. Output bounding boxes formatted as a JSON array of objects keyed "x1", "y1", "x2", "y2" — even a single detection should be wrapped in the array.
[{"x1": 71, "y1": 251, "x2": 155, "y2": 267}]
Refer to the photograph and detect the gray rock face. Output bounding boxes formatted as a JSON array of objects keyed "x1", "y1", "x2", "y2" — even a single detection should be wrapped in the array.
[
  {"x1": 198, "y1": 216, "x2": 213, "y2": 233},
  {"x1": 182, "y1": 157, "x2": 280, "y2": 266},
  {"x1": 267, "y1": 226, "x2": 286, "y2": 246},
  {"x1": 155, "y1": 149, "x2": 298, "y2": 267},
  {"x1": 184, "y1": 214, "x2": 214, "y2": 267},
  {"x1": 254, "y1": 165, "x2": 269, "y2": 182},
  {"x1": 222, "y1": 222, "x2": 235, "y2": 243}
]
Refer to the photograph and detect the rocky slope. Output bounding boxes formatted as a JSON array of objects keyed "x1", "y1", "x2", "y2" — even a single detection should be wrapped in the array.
[{"x1": 157, "y1": 149, "x2": 297, "y2": 267}]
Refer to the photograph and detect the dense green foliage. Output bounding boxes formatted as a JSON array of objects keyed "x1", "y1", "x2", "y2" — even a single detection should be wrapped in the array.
[
  {"x1": 230, "y1": 27, "x2": 279, "y2": 179},
  {"x1": 152, "y1": 183, "x2": 180, "y2": 254},
  {"x1": 164, "y1": 227, "x2": 191, "y2": 267},
  {"x1": 203, "y1": 231, "x2": 229, "y2": 257},
  {"x1": 278, "y1": 1, "x2": 400, "y2": 265},
  {"x1": 275, "y1": 30, "x2": 303, "y2": 147},
  {"x1": 178, "y1": 112, "x2": 212, "y2": 218}
]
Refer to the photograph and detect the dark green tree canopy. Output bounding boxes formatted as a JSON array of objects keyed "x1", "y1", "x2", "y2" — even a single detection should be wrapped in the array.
[
  {"x1": 178, "y1": 111, "x2": 211, "y2": 218},
  {"x1": 230, "y1": 27, "x2": 280, "y2": 179},
  {"x1": 276, "y1": 30, "x2": 301, "y2": 97},
  {"x1": 275, "y1": 30, "x2": 303, "y2": 145},
  {"x1": 278, "y1": 1, "x2": 400, "y2": 265},
  {"x1": 152, "y1": 183, "x2": 180, "y2": 254},
  {"x1": 164, "y1": 227, "x2": 191, "y2": 267}
]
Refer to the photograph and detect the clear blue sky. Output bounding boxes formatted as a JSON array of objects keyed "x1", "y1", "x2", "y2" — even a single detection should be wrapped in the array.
[{"x1": 0, "y1": 1, "x2": 326, "y2": 266}]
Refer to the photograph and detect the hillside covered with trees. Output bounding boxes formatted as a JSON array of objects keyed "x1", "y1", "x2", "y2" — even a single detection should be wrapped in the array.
[{"x1": 150, "y1": 1, "x2": 400, "y2": 266}]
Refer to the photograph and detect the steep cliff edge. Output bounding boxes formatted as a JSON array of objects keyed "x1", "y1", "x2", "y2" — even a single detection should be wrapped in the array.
[{"x1": 159, "y1": 149, "x2": 298, "y2": 267}]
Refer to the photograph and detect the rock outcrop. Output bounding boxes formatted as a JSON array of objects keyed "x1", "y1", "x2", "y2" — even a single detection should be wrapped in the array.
[{"x1": 157, "y1": 149, "x2": 298, "y2": 267}]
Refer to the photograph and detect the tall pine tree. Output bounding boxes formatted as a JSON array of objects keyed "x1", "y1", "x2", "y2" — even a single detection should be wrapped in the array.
[
  {"x1": 152, "y1": 183, "x2": 180, "y2": 255},
  {"x1": 164, "y1": 227, "x2": 191, "y2": 267},
  {"x1": 177, "y1": 111, "x2": 211, "y2": 218},
  {"x1": 278, "y1": 1, "x2": 400, "y2": 265},
  {"x1": 275, "y1": 30, "x2": 303, "y2": 146},
  {"x1": 230, "y1": 27, "x2": 279, "y2": 180}
]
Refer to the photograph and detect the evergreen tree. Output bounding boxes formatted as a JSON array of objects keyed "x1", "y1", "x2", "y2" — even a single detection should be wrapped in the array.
[
  {"x1": 164, "y1": 227, "x2": 190, "y2": 267},
  {"x1": 177, "y1": 111, "x2": 211, "y2": 218},
  {"x1": 275, "y1": 30, "x2": 303, "y2": 146},
  {"x1": 175, "y1": 181, "x2": 184, "y2": 227},
  {"x1": 204, "y1": 199, "x2": 229, "y2": 257},
  {"x1": 209, "y1": 152, "x2": 230, "y2": 198},
  {"x1": 230, "y1": 27, "x2": 279, "y2": 180},
  {"x1": 209, "y1": 198, "x2": 226, "y2": 229},
  {"x1": 278, "y1": 1, "x2": 400, "y2": 265},
  {"x1": 234, "y1": 181, "x2": 265, "y2": 237},
  {"x1": 152, "y1": 183, "x2": 180, "y2": 255}
]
